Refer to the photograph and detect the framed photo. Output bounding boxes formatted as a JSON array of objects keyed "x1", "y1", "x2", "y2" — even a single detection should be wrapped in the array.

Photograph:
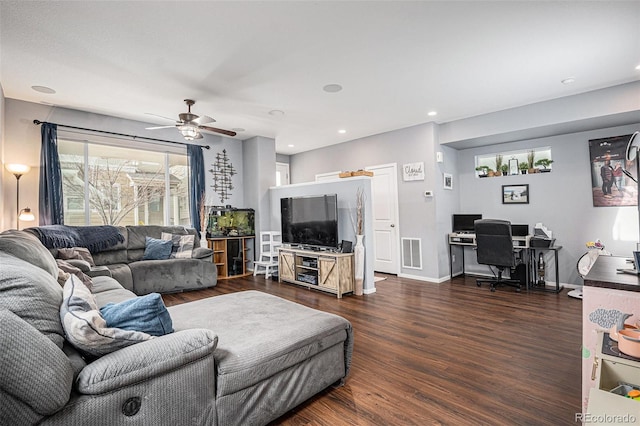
[
  {"x1": 508, "y1": 158, "x2": 519, "y2": 176},
  {"x1": 402, "y1": 162, "x2": 425, "y2": 181},
  {"x1": 502, "y1": 184, "x2": 529, "y2": 204},
  {"x1": 588, "y1": 134, "x2": 636, "y2": 207},
  {"x1": 443, "y1": 173, "x2": 453, "y2": 190}
]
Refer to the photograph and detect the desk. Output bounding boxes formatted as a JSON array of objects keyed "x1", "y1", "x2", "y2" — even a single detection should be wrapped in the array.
[
  {"x1": 582, "y1": 256, "x2": 640, "y2": 414},
  {"x1": 527, "y1": 245, "x2": 563, "y2": 293},
  {"x1": 448, "y1": 233, "x2": 529, "y2": 279}
]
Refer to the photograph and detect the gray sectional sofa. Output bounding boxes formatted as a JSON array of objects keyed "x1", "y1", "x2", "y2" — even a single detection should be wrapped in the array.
[
  {"x1": 28, "y1": 225, "x2": 217, "y2": 295},
  {"x1": 0, "y1": 229, "x2": 353, "y2": 426}
]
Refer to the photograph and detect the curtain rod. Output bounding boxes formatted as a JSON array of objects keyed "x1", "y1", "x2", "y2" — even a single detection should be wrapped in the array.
[{"x1": 33, "y1": 119, "x2": 210, "y2": 149}]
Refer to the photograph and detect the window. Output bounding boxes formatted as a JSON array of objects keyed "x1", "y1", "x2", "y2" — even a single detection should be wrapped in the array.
[
  {"x1": 58, "y1": 139, "x2": 190, "y2": 226},
  {"x1": 475, "y1": 147, "x2": 552, "y2": 177}
]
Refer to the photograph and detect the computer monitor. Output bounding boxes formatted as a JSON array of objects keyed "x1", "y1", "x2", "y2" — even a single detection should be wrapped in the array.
[
  {"x1": 511, "y1": 224, "x2": 529, "y2": 237},
  {"x1": 452, "y1": 214, "x2": 482, "y2": 233}
]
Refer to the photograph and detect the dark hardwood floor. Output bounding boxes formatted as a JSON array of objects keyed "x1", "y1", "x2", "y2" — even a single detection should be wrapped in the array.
[{"x1": 162, "y1": 274, "x2": 582, "y2": 426}]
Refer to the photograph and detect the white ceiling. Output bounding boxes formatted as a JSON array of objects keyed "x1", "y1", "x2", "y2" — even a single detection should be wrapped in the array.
[{"x1": 1, "y1": 1, "x2": 639, "y2": 155}]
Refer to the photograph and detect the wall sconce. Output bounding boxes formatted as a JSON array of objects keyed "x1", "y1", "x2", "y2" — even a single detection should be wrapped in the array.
[{"x1": 5, "y1": 163, "x2": 32, "y2": 229}]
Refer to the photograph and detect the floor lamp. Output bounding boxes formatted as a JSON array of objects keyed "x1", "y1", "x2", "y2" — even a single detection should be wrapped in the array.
[{"x1": 5, "y1": 163, "x2": 34, "y2": 229}]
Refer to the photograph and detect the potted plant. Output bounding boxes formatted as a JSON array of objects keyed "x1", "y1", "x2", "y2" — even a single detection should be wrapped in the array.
[
  {"x1": 495, "y1": 154, "x2": 503, "y2": 176},
  {"x1": 500, "y1": 164, "x2": 509, "y2": 176},
  {"x1": 475, "y1": 165, "x2": 489, "y2": 177},
  {"x1": 535, "y1": 158, "x2": 554, "y2": 172},
  {"x1": 519, "y1": 162, "x2": 529, "y2": 174},
  {"x1": 527, "y1": 150, "x2": 536, "y2": 174}
]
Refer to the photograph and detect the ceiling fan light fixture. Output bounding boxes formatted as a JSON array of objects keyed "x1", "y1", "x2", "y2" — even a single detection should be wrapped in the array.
[{"x1": 179, "y1": 124, "x2": 199, "y2": 140}]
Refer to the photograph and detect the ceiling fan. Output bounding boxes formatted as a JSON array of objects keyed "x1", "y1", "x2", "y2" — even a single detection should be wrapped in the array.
[{"x1": 146, "y1": 99, "x2": 237, "y2": 140}]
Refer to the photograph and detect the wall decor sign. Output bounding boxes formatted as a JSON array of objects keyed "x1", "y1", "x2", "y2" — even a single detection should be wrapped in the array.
[
  {"x1": 209, "y1": 149, "x2": 236, "y2": 203},
  {"x1": 402, "y1": 162, "x2": 424, "y2": 181},
  {"x1": 588, "y1": 134, "x2": 636, "y2": 207},
  {"x1": 443, "y1": 173, "x2": 453, "y2": 190},
  {"x1": 502, "y1": 184, "x2": 529, "y2": 204}
]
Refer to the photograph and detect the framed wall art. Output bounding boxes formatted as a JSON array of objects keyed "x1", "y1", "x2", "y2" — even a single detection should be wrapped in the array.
[
  {"x1": 502, "y1": 184, "x2": 529, "y2": 204},
  {"x1": 588, "y1": 134, "x2": 636, "y2": 207},
  {"x1": 402, "y1": 162, "x2": 424, "y2": 181},
  {"x1": 443, "y1": 173, "x2": 453, "y2": 190}
]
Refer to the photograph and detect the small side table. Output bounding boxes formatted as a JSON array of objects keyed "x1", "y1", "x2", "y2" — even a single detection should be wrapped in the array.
[{"x1": 528, "y1": 245, "x2": 564, "y2": 293}]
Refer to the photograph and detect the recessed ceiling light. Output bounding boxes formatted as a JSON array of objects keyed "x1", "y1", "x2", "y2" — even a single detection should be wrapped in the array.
[
  {"x1": 269, "y1": 110, "x2": 285, "y2": 116},
  {"x1": 231, "y1": 128, "x2": 245, "y2": 132},
  {"x1": 636, "y1": 64, "x2": 640, "y2": 70},
  {"x1": 561, "y1": 77, "x2": 576, "y2": 85},
  {"x1": 338, "y1": 129, "x2": 346, "y2": 134},
  {"x1": 31, "y1": 85, "x2": 56, "y2": 94},
  {"x1": 287, "y1": 144, "x2": 294, "y2": 148},
  {"x1": 323, "y1": 84, "x2": 343, "y2": 93},
  {"x1": 427, "y1": 111, "x2": 437, "y2": 117}
]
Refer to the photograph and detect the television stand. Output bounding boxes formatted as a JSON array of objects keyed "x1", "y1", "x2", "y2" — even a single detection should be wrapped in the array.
[{"x1": 278, "y1": 246, "x2": 354, "y2": 298}]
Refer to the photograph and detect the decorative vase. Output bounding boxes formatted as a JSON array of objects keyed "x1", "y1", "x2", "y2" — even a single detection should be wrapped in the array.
[
  {"x1": 200, "y1": 231, "x2": 209, "y2": 248},
  {"x1": 354, "y1": 234, "x2": 365, "y2": 296}
]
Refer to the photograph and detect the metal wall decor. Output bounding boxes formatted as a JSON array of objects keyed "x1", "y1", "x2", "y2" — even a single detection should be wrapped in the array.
[{"x1": 209, "y1": 149, "x2": 236, "y2": 203}]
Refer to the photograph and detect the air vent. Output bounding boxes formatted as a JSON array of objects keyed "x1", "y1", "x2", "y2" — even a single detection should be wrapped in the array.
[{"x1": 401, "y1": 238, "x2": 422, "y2": 269}]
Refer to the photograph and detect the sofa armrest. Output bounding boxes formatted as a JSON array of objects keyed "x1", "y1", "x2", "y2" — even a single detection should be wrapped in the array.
[
  {"x1": 76, "y1": 329, "x2": 217, "y2": 395},
  {"x1": 192, "y1": 247, "x2": 213, "y2": 260},
  {"x1": 65, "y1": 259, "x2": 91, "y2": 272},
  {"x1": 86, "y1": 265, "x2": 111, "y2": 278}
]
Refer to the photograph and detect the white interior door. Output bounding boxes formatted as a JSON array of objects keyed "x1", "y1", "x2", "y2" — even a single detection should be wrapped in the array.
[
  {"x1": 276, "y1": 162, "x2": 290, "y2": 186},
  {"x1": 366, "y1": 163, "x2": 399, "y2": 274}
]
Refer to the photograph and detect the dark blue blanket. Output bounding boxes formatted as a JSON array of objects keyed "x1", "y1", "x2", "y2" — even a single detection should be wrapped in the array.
[{"x1": 27, "y1": 225, "x2": 124, "y2": 252}]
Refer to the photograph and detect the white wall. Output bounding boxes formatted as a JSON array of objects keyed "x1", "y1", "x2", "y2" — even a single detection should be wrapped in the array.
[
  {"x1": 457, "y1": 123, "x2": 640, "y2": 285},
  {"x1": 0, "y1": 84, "x2": 5, "y2": 231},
  {"x1": 269, "y1": 177, "x2": 375, "y2": 292},
  {"x1": 287, "y1": 83, "x2": 640, "y2": 286},
  {"x1": 290, "y1": 122, "x2": 450, "y2": 282}
]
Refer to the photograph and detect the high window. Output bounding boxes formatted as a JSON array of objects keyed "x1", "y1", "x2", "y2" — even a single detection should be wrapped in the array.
[{"x1": 58, "y1": 139, "x2": 190, "y2": 226}]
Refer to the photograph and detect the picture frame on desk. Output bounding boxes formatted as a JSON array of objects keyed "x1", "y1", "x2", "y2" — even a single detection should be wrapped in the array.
[
  {"x1": 508, "y1": 158, "x2": 519, "y2": 176},
  {"x1": 502, "y1": 184, "x2": 529, "y2": 204}
]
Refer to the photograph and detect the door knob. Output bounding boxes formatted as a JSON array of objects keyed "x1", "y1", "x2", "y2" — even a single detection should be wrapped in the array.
[{"x1": 390, "y1": 224, "x2": 395, "y2": 227}]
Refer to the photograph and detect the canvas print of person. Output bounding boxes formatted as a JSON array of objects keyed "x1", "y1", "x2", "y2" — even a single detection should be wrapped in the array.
[{"x1": 589, "y1": 134, "x2": 637, "y2": 207}]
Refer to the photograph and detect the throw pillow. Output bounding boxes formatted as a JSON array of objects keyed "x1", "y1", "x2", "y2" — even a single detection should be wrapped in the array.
[
  {"x1": 100, "y1": 293, "x2": 174, "y2": 336},
  {"x1": 142, "y1": 237, "x2": 173, "y2": 260},
  {"x1": 60, "y1": 275, "x2": 153, "y2": 357},
  {"x1": 56, "y1": 247, "x2": 95, "y2": 266},
  {"x1": 0, "y1": 252, "x2": 65, "y2": 348},
  {"x1": 161, "y1": 232, "x2": 195, "y2": 259},
  {"x1": 56, "y1": 259, "x2": 93, "y2": 289}
]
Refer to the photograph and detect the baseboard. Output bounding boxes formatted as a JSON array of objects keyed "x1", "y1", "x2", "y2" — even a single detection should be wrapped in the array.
[
  {"x1": 363, "y1": 287, "x2": 377, "y2": 294},
  {"x1": 398, "y1": 272, "x2": 445, "y2": 283}
]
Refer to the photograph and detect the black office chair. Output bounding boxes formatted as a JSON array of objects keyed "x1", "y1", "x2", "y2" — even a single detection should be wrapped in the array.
[{"x1": 474, "y1": 219, "x2": 521, "y2": 292}]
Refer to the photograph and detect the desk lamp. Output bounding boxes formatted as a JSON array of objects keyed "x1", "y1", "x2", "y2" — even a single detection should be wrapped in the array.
[{"x1": 5, "y1": 163, "x2": 34, "y2": 229}]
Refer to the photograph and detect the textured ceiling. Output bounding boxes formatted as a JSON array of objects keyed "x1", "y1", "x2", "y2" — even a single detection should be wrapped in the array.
[{"x1": 1, "y1": 1, "x2": 639, "y2": 154}]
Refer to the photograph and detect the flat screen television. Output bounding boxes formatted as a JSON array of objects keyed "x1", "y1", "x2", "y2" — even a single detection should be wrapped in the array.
[
  {"x1": 452, "y1": 214, "x2": 482, "y2": 233},
  {"x1": 281, "y1": 194, "x2": 339, "y2": 249}
]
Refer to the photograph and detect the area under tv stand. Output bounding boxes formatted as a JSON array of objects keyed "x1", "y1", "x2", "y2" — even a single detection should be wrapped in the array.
[{"x1": 278, "y1": 246, "x2": 354, "y2": 298}]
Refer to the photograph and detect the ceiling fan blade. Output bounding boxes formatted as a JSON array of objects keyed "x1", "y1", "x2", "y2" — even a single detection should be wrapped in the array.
[
  {"x1": 144, "y1": 112, "x2": 178, "y2": 122},
  {"x1": 145, "y1": 125, "x2": 177, "y2": 130},
  {"x1": 199, "y1": 125, "x2": 237, "y2": 137},
  {"x1": 192, "y1": 115, "x2": 216, "y2": 126}
]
